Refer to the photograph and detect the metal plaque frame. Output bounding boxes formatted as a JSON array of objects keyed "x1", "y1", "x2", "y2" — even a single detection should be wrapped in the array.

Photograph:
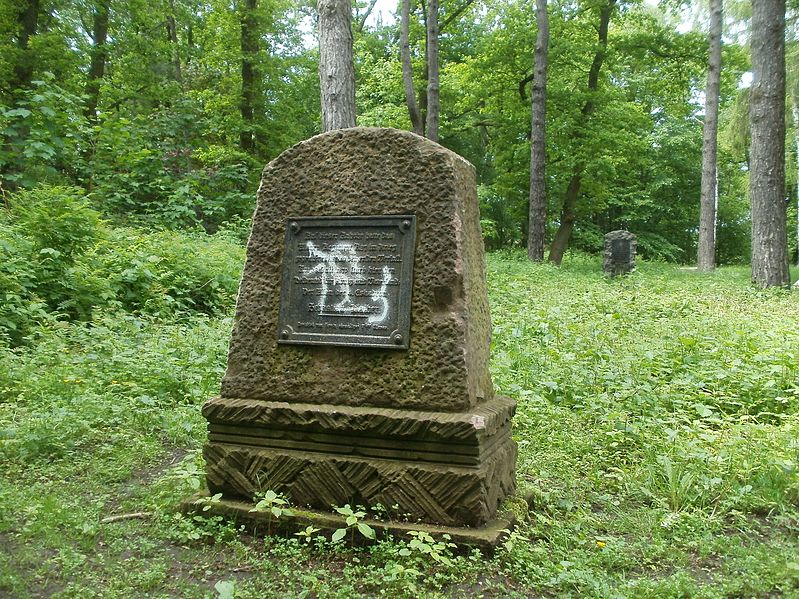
[{"x1": 277, "y1": 215, "x2": 416, "y2": 349}]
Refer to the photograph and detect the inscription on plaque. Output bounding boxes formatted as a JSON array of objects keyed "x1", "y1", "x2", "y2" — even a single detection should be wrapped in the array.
[
  {"x1": 611, "y1": 238, "x2": 630, "y2": 264},
  {"x1": 277, "y1": 215, "x2": 416, "y2": 349}
]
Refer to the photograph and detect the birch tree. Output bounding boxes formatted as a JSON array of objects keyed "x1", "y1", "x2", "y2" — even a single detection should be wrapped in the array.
[{"x1": 697, "y1": 0, "x2": 722, "y2": 271}]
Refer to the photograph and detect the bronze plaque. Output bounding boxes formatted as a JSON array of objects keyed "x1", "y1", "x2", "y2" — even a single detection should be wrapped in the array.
[
  {"x1": 277, "y1": 215, "x2": 416, "y2": 349},
  {"x1": 612, "y1": 238, "x2": 631, "y2": 263}
]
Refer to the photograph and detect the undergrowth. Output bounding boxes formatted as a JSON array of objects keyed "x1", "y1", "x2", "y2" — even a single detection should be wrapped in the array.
[{"x1": 1, "y1": 249, "x2": 798, "y2": 598}]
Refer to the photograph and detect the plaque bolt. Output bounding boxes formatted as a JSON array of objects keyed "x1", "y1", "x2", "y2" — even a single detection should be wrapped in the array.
[
  {"x1": 402, "y1": 220, "x2": 411, "y2": 230},
  {"x1": 280, "y1": 330, "x2": 290, "y2": 339},
  {"x1": 393, "y1": 334, "x2": 403, "y2": 345},
  {"x1": 290, "y1": 221, "x2": 300, "y2": 233}
]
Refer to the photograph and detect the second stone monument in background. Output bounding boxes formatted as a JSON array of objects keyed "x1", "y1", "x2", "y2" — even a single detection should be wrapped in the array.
[{"x1": 603, "y1": 230, "x2": 636, "y2": 277}]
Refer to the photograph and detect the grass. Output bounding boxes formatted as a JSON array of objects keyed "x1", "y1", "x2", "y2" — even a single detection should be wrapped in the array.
[{"x1": 1, "y1": 251, "x2": 798, "y2": 598}]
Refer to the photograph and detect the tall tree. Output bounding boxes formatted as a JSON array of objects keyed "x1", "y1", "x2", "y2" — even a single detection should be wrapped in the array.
[
  {"x1": 318, "y1": 0, "x2": 356, "y2": 131},
  {"x1": 750, "y1": 0, "x2": 788, "y2": 287},
  {"x1": 697, "y1": 0, "x2": 722, "y2": 271},
  {"x1": 84, "y1": 0, "x2": 110, "y2": 122},
  {"x1": 527, "y1": 0, "x2": 549, "y2": 261},
  {"x1": 239, "y1": 0, "x2": 260, "y2": 152},
  {"x1": 167, "y1": 0, "x2": 182, "y2": 83},
  {"x1": 400, "y1": 0, "x2": 424, "y2": 135},
  {"x1": 425, "y1": 0, "x2": 440, "y2": 142},
  {"x1": 548, "y1": 0, "x2": 616, "y2": 265},
  {"x1": 10, "y1": 0, "x2": 40, "y2": 94}
]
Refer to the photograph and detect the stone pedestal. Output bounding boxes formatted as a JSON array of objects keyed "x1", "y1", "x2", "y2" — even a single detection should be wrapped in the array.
[{"x1": 201, "y1": 128, "x2": 516, "y2": 529}]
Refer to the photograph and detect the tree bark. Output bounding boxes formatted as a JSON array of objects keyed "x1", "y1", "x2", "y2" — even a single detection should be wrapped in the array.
[
  {"x1": 792, "y1": 99, "x2": 799, "y2": 265},
  {"x1": 425, "y1": 0, "x2": 439, "y2": 142},
  {"x1": 750, "y1": 0, "x2": 788, "y2": 287},
  {"x1": 401, "y1": 0, "x2": 424, "y2": 135},
  {"x1": 84, "y1": 0, "x2": 110, "y2": 122},
  {"x1": 167, "y1": 0, "x2": 182, "y2": 83},
  {"x1": 527, "y1": 0, "x2": 549, "y2": 262},
  {"x1": 548, "y1": 0, "x2": 615, "y2": 265},
  {"x1": 11, "y1": 0, "x2": 40, "y2": 93},
  {"x1": 697, "y1": 0, "x2": 722, "y2": 271},
  {"x1": 239, "y1": 0, "x2": 259, "y2": 153},
  {"x1": 318, "y1": 0, "x2": 356, "y2": 131}
]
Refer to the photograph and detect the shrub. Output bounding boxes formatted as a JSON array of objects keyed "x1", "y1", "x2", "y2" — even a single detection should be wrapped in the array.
[{"x1": 82, "y1": 227, "x2": 245, "y2": 317}]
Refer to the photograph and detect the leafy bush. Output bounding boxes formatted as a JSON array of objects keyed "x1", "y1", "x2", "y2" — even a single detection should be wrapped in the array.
[
  {"x1": 87, "y1": 102, "x2": 258, "y2": 231},
  {"x1": 82, "y1": 227, "x2": 244, "y2": 317},
  {"x1": 0, "y1": 222, "x2": 49, "y2": 344},
  {"x1": 0, "y1": 75, "x2": 86, "y2": 189},
  {"x1": 0, "y1": 186, "x2": 245, "y2": 344}
]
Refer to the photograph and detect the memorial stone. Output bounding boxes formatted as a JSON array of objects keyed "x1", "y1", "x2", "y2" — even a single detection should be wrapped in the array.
[
  {"x1": 201, "y1": 127, "x2": 517, "y2": 530},
  {"x1": 603, "y1": 230, "x2": 636, "y2": 276}
]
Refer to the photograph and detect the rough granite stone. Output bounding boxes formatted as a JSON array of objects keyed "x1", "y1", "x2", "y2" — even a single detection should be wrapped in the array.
[
  {"x1": 603, "y1": 230, "x2": 636, "y2": 276},
  {"x1": 221, "y1": 127, "x2": 493, "y2": 412}
]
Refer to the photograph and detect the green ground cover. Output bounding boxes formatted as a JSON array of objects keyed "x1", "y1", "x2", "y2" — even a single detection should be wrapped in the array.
[{"x1": 1, "y1": 250, "x2": 798, "y2": 598}]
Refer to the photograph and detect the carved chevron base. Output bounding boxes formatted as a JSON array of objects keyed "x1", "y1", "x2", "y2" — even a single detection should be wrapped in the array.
[{"x1": 202, "y1": 396, "x2": 517, "y2": 527}]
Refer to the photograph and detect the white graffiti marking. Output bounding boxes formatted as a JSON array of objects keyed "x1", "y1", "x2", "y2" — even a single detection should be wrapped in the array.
[
  {"x1": 303, "y1": 241, "x2": 394, "y2": 320},
  {"x1": 368, "y1": 266, "x2": 392, "y2": 323}
]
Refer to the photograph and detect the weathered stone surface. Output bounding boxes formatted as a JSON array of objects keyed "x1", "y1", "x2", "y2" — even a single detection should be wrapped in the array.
[
  {"x1": 221, "y1": 127, "x2": 492, "y2": 412},
  {"x1": 203, "y1": 434, "x2": 517, "y2": 527},
  {"x1": 182, "y1": 490, "x2": 526, "y2": 553},
  {"x1": 204, "y1": 396, "x2": 514, "y2": 467},
  {"x1": 603, "y1": 230, "x2": 636, "y2": 276},
  {"x1": 202, "y1": 128, "x2": 517, "y2": 529},
  {"x1": 202, "y1": 396, "x2": 515, "y2": 443}
]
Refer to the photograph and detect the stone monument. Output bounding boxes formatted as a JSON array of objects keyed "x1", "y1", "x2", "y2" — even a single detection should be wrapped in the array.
[
  {"x1": 198, "y1": 127, "x2": 517, "y2": 535},
  {"x1": 603, "y1": 230, "x2": 636, "y2": 276}
]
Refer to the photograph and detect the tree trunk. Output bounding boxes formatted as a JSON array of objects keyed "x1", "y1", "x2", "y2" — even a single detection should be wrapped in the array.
[
  {"x1": 697, "y1": 0, "x2": 722, "y2": 271},
  {"x1": 548, "y1": 174, "x2": 580, "y2": 263},
  {"x1": 239, "y1": 0, "x2": 259, "y2": 153},
  {"x1": 793, "y1": 99, "x2": 799, "y2": 265},
  {"x1": 400, "y1": 0, "x2": 423, "y2": 135},
  {"x1": 11, "y1": 0, "x2": 40, "y2": 93},
  {"x1": 318, "y1": 0, "x2": 356, "y2": 131},
  {"x1": 527, "y1": 0, "x2": 549, "y2": 262},
  {"x1": 84, "y1": 0, "x2": 110, "y2": 122},
  {"x1": 425, "y1": 0, "x2": 439, "y2": 142},
  {"x1": 167, "y1": 0, "x2": 182, "y2": 83},
  {"x1": 548, "y1": 0, "x2": 615, "y2": 265},
  {"x1": 750, "y1": 0, "x2": 788, "y2": 287}
]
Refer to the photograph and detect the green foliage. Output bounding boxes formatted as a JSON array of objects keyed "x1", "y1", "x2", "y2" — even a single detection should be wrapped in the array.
[
  {"x1": 0, "y1": 188, "x2": 244, "y2": 343},
  {"x1": 250, "y1": 490, "x2": 293, "y2": 536},
  {"x1": 397, "y1": 531, "x2": 456, "y2": 566},
  {"x1": 83, "y1": 227, "x2": 244, "y2": 317},
  {"x1": 1, "y1": 185, "x2": 105, "y2": 329},
  {"x1": 1, "y1": 251, "x2": 799, "y2": 596},
  {"x1": 0, "y1": 75, "x2": 86, "y2": 188},
  {"x1": 332, "y1": 504, "x2": 376, "y2": 545}
]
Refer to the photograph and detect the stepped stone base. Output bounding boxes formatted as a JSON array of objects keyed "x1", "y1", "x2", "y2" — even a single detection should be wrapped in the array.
[
  {"x1": 181, "y1": 491, "x2": 523, "y2": 554},
  {"x1": 202, "y1": 396, "x2": 517, "y2": 527}
]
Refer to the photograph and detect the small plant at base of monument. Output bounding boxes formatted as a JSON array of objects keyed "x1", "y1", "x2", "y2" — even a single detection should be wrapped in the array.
[
  {"x1": 397, "y1": 531, "x2": 457, "y2": 566},
  {"x1": 249, "y1": 489, "x2": 293, "y2": 536},
  {"x1": 294, "y1": 525, "x2": 322, "y2": 544},
  {"x1": 331, "y1": 504, "x2": 376, "y2": 545}
]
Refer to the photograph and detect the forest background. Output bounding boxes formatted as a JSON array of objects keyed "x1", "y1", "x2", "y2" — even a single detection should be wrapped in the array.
[
  {"x1": 3, "y1": 2, "x2": 799, "y2": 596},
  {"x1": 3, "y1": 0, "x2": 796, "y2": 265}
]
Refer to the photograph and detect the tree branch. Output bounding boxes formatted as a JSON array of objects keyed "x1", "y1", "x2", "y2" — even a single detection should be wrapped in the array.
[
  {"x1": 440, "y1": 0, "x2": 476, "y2": 32},
  {"x1": 519, "y1": 72, "x2": 534, "y2": 100},
  {"x1": 356, "y1": 0, "x2": 378, "y2": 32}
]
